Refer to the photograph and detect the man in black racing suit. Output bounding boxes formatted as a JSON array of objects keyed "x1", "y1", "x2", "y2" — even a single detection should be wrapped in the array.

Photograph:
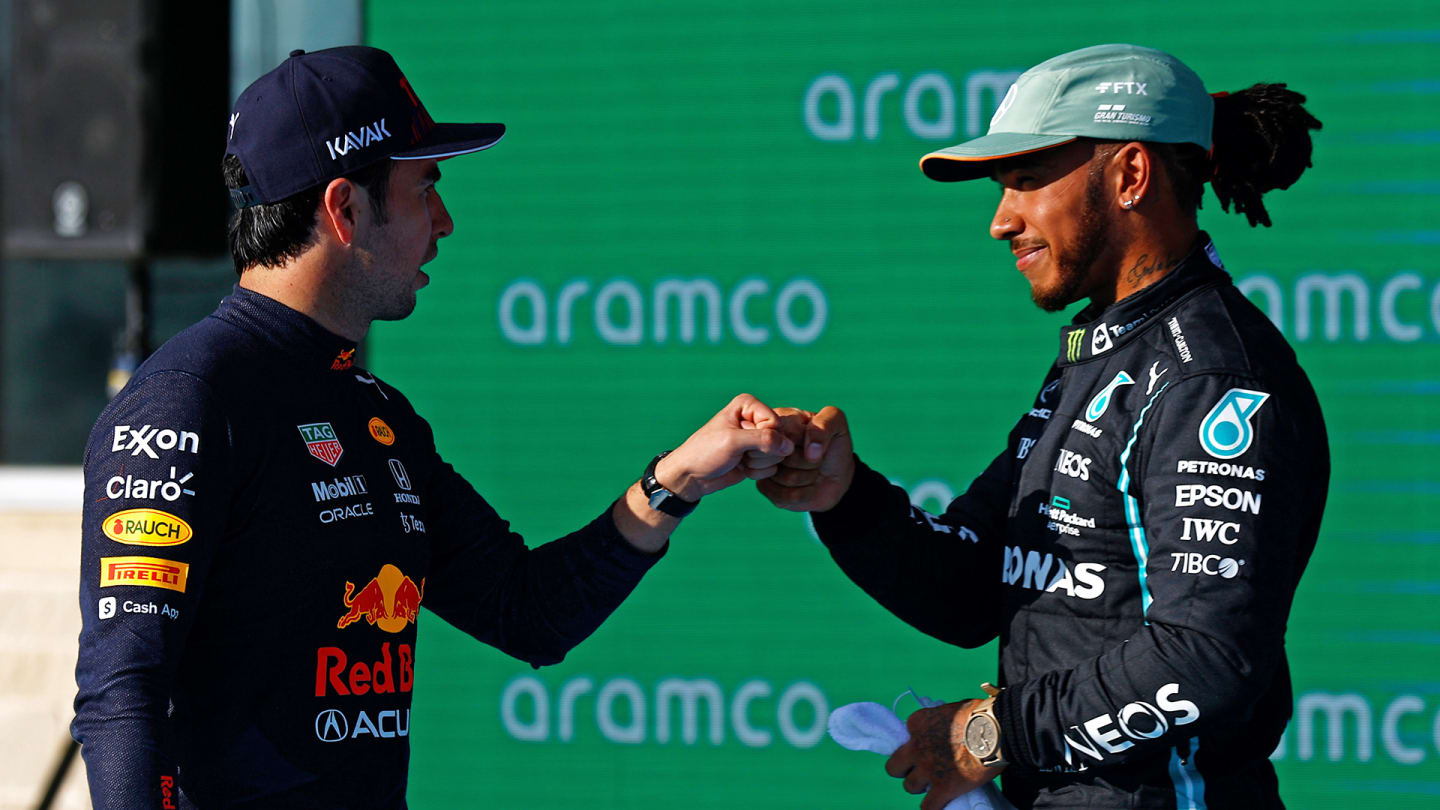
[
  {"x1": 758, "y1": 45, "x2": 1327, "y2": 809},
  {"x1": 72, "y1": 46, "x2": 795, "y2": 809}
]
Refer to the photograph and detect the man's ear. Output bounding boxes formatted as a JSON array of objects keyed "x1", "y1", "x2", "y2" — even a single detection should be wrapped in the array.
[
  {"x1": 320, "y1": 177, "x2": 361, "y2": 246},
  {"x1": 1112, "y1": 142, "x2": 1153, "y2": 208}
]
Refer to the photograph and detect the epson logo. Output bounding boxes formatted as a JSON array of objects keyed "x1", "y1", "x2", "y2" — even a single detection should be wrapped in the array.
[
  {"x1": 1002, "y1": 546, "x2": 1105, "y2": 600},
  {"x1": 1175, "y1": 484, "x2": 1262, "y2": 515},
  {"x1": 324, "y1": 118, "x2": 392, "y2": 161},
  {"x1": 1053, "y1": 449, "x2": 1092, "y2": 481},
  {"x1": 312, "y1": 475, "x2": 369, "y2": 502},
  {"x1": 1181, "y1": 517, "x2": 1241, "y2": 545},
  {"x1": 1064, "y1": 683, "x2": 1199, "y2": 766}
]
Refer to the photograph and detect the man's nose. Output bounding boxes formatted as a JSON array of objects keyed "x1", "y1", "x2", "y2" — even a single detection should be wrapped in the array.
[
  {"x1": 990, "y1": 193, "x2": 1021, "y2": 241},
  {"x1": 431, "y1": 190, "x2": 453, "y2": 240}
]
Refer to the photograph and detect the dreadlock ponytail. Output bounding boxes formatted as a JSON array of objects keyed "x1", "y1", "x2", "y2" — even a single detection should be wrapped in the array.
[{"x1": 1208, "y1": 83, "x2": 1323, "y2": 227}]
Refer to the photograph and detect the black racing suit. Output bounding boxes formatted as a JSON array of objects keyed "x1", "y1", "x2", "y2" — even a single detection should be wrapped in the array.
[
  {"x1": 813, "y1": 236, "x2": 1327, "y2": 808},
  {"x1": 73, "y1": 287, "x2": 664, "y2": 809}
]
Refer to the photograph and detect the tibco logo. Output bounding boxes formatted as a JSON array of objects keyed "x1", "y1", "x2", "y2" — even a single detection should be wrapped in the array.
[
  {"x1": 1064, "y1": 683, "x2": 1199, "y2": 766},
  {"x1": 499, "y1": 277, "x2": 827, "y2": 347},
  {"x1": 500, "y1": 674, "x2": 829, "y2": 749},
  {"x1": 802, "y1": 69, "x2": 1022, "y2": 142},
  {"x1": 1169, "y1": 552, "x2": 1244, "y2": 578}
]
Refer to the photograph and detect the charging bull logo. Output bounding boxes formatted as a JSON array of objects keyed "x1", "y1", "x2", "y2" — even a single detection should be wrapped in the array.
[
  {"x1": 338, "y1": 564, "x2": 424, "y2": 633},
  {"x1": 331, "y1": 348, "x2": 355, "y2": 371}
]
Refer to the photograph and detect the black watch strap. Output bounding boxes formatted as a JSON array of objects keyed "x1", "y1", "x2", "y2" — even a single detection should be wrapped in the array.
[{"x1": 641, "y1": 451, "x2": 698, "y2": 518}]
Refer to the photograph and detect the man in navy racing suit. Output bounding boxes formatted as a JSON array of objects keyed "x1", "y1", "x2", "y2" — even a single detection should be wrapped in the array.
[
  {"x1": 758, "y1": 45, "x2": 1327, "y2": 809},
  {"x1": 72, "y1": 46, "x2": 795, "y2": 809}
]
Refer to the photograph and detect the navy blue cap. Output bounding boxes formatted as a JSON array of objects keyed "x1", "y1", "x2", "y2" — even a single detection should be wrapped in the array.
[{"x1": 225, "y1": 46, "x2": 505, "y2": 208}]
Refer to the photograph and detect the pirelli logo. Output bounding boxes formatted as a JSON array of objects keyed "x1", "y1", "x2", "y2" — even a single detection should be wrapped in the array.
[
  {"x1": 1066, "y1": 328, "x2": 1085, "y2": 362},
  {"x1": 100, "y1": 556, "x2": 189, "y2": 593}
]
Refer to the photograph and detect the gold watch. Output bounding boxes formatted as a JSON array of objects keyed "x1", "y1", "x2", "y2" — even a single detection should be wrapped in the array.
[{"x1": 962, "y1": 683, "x2": 1008, "y2": 768}]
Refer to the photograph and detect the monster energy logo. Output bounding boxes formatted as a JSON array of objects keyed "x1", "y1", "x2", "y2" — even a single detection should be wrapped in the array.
[{"x1": 1066, "y1": 329, "x2": 1085, "y2": 362}]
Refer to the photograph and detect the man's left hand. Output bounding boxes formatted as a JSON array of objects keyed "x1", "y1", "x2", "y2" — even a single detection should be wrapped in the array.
[{"x1": 884, "y1": 700, "x2": 1004, "y2": 810}]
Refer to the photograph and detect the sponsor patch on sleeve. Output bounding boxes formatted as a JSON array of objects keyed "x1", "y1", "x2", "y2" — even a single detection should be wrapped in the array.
[
  {"x1": 101, "y1": 508, "x2": 193, "y2": 546},
  {"x1": 100, "y1": 556, "x2": 189, "y2": 592}
]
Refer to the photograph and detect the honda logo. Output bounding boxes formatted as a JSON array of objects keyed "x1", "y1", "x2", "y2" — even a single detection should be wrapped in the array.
[{"x1": 388, "y1": 459, "x2": 412, "y2": 491}]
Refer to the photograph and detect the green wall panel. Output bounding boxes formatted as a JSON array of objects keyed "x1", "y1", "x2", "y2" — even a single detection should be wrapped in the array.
[{"x1": 360, "y1": 2, "x2": 1440, "y2": 806}]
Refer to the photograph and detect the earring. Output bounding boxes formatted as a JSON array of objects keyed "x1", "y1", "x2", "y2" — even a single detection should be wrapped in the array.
[{"x1": 1122, "y1": 199, "x2": 1134, "y2": 209}]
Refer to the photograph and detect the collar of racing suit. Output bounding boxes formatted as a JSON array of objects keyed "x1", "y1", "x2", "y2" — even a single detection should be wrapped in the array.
[
  {"x1": 218, "y1": 284, "x2": 362, "y2": 372},
  {"x1": 1056, "y1": 232, "x2": 1229, "y2": 366}
]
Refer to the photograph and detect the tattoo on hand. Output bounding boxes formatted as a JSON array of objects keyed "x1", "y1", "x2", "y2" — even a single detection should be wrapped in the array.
[{"x1": 1126, "y1": 253, "x2": 1182, "y2": 287}]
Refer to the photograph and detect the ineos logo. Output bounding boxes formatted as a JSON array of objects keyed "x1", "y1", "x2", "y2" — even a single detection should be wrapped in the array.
[{"x1": 316, "y1": 709, "x2": 349, "y2": 742}]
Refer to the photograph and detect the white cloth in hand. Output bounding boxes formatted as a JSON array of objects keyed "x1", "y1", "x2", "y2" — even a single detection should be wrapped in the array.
[{"x1": 827, "y1": 701, "x2": 1016, "y2": 810}]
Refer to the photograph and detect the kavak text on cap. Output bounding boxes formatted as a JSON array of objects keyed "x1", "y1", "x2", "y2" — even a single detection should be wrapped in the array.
[{"x1": 226, "y1": 46, "x2": 505, "y2": 208}]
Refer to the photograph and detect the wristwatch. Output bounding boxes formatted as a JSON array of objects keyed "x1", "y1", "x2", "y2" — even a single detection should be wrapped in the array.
[
  {"x1": 963, "y1": 684, "x2": 1008, "y2": 768},
  {"x1": 641, "y1": 451, "x2": 699, "y2": 518}
]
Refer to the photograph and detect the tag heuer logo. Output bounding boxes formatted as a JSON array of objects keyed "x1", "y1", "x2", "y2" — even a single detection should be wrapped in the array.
[{"x1": 298, "y1": 422, "x2": 344, "y2": 467}]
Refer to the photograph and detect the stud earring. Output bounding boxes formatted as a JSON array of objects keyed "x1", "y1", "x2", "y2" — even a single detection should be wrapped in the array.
[{"x1": 1122, "y1": 199, "x2": 1135, "y2": 209}]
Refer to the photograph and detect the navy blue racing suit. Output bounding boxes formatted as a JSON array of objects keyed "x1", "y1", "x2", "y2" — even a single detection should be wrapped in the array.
[
  {"x1": 74, "y1": 286, "x2": 664, "y2": 808},
  {"x1": 813, "y1": 236, "x2": 1327, "y2": 808}
]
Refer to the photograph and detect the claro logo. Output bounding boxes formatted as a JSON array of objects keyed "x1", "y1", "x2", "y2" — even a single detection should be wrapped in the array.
[
  {"x1": 1064, "y1": 683, "x2": 1200, "y2": 767},
  {"x1": 498, "y1": 277, "x2": 827, "y2": 346}
]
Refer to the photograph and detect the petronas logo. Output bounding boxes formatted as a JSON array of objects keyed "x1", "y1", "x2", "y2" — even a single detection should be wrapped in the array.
[
  {"x1": 1066, "y1": 329, "x2": 1086, "y2": 362},
  {"x1": 1199, "y1": 389, "x2": 1270, "y2": 459}
]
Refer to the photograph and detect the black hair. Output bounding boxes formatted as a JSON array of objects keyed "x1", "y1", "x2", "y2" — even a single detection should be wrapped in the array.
[
  {"x1": 1154, "y1": 84, "x2": 1322, "y2": 227},
  {"x1": 222, "y1": 154, "x2": 395, "y2": 274}
]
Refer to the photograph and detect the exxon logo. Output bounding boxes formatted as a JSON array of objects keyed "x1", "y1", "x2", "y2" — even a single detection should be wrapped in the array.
[{"x1": 324, "y1": 119, "x2": 392, "y2": 161}]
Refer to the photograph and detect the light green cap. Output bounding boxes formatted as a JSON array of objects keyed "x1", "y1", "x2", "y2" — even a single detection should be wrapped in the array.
[{"x1": 921, "y1": 44, "x2": 1214, "y2": 182}]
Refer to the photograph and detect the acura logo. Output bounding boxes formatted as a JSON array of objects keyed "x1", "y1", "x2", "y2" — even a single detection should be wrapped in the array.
[{"x1": 316, "y1": 709, "x2": 348, "y2": 742}]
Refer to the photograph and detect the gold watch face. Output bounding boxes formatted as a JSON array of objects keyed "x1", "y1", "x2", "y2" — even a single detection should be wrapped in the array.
[{"x1": 965, "y1": 713, "x2": 999, "y2": 758}]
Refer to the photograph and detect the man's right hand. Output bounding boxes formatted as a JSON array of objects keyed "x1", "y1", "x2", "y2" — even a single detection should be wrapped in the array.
[{"x1": 756, "y1": 405, "x2": 855, "y2": 512}]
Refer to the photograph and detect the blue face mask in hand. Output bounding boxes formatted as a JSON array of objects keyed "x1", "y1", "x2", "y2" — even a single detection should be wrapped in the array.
[{"x1": 826, "y1": 690, "x2": 1017, "y2": 810}]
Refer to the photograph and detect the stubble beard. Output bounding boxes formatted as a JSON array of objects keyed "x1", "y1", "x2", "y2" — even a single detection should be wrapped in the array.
[{"x1": 1031, "y1": 165, "x2": 1112, "y2": 313}]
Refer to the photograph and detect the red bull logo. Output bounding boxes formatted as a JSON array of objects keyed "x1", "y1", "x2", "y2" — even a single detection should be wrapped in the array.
[
  {"x1": 330, "y1": 348, "x2": 355, "y2": 371},
  {"x1": 337, "y1": 563, "x2": 424, "y2": 633}
]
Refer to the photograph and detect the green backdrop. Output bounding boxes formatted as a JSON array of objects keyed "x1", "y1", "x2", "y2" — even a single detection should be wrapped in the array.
[{"x1": 362, "y1": 2, "x2": 1440, "y2": 806}]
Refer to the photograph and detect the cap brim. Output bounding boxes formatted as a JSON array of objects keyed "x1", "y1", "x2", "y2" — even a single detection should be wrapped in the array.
[
  {"x1": 920, "y1": 133, "x2": 1077, "y2": 182},
  {"x1": 392, "y1": 122, "x2": 506, "y2": 160}
]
